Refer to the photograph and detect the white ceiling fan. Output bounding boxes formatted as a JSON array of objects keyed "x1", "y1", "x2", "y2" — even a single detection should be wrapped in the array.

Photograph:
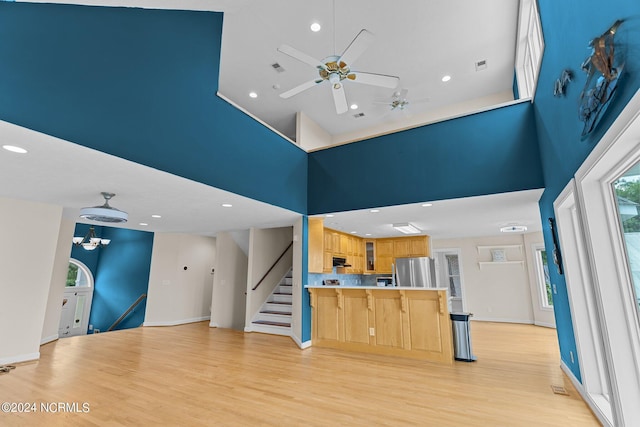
[
  {"x1": 277, "y1": 29, "x2": 400, "y2": 114},
  {"x1": 374, "y1": 88, "x2": 430, "y2": 111}
]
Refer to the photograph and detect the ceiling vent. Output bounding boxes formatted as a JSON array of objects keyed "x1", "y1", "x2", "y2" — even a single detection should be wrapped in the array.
[
  {"x1": 271, "y1": 62, "x2": 285, "y2": 73},
  {"x1": 475, "y1": 60, "x2": 488, "y2": 71},
  {"x1": 353, "y1": 112, "x2": 365, "y2": 118}
]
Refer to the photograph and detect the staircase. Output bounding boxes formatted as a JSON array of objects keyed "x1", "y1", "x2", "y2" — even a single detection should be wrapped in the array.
[{"x1": 251, "y1": 271, "x2": 292, "y2": 336}]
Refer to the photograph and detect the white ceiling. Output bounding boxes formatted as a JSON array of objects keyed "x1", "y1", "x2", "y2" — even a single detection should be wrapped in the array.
[
  {"x1": 1, "y1": 1, "x2": 542, "y2": 241},
  {"x1": 218, "y1": 0, "x2": 520, "y2": 145}
]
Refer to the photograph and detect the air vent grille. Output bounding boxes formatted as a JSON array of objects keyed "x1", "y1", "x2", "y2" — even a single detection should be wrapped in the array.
[
  {"x1": 353, "y1": 112, "x2": 365, "y2": 118},
  {"x1": 271, "y1": 63, "x2": 285, "y2": 73},
  {"x1": 475, "y1": 60, "x2": 487, "y2": 71}
]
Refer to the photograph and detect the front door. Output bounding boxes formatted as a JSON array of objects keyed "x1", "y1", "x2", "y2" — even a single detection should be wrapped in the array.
[{"x1": 58, "y1": 259, "x2": 94, "y2": 337}]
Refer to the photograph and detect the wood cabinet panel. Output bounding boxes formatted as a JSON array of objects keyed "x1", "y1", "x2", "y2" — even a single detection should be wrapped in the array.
[
  {"x1": 394, "y1": 239, "x2": 410, "y2": 258},
  {"x1": 323, "y1": 251, "x2": 333, "y2": 273},
  {"x1": 308, "y1": 218, "x2": 324, "y2": 273},
  {"x1": 407, "y1": 298, "x2": 442, "y2": 352},
  {"x1": 324, "y1": 230, "x2": 333, "y2": 252},
  {"x1": 316, "y1": 294, "x2": 340, "y2": 341},
  {"x1": 343, "y1": 293, "x2": 370, "y2": 344},
  {"x1": 374, "y1": 296, "x2": 404, "y2": 348}
]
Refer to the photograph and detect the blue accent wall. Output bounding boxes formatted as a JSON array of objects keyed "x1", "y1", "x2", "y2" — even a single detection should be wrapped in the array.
[
  {"x1": 0, "y1": 2, "x2": 307, "y2": 214},
  {"x1": 89, "y1": 227, "x2": 154, "y2": 332},
  {"x1": 308, "y1": 102, "x2": 544, "y2": 214},
  {"x1": 533, "y1": 0, "x2": 640, "y2": 380}
]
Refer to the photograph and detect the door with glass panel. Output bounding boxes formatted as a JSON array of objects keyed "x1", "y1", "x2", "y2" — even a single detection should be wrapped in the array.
[
  {"x1": 434, "y1": 250, "x2": 465, "y2": 312},
  {"x1": 58, "y1": 259, "x2": 95, "y2": 337}
]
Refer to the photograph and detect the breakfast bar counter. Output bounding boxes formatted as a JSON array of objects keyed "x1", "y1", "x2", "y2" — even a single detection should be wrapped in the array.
[{"x1": 306, "y1": 286, "x2": 454, "y2": 363}]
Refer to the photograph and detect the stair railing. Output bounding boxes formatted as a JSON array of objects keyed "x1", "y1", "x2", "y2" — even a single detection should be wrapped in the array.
[
  {"x1": 252, "y1": 242, "x2": 293, "y2": 291},
  {"x1": 107, "y1": 293, "x2": 147, "y2": 331}
]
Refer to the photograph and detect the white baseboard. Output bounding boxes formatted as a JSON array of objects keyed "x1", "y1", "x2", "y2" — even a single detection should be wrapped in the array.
[
  {"x1": 0, "y1": 352, "x2": 40, "y2": 365},
  {"x1": 534, "y1": 321, "x2": 556, "y2": 328},
  {"x1": 471, "y1": 317, "x2": 534, "y2": 324},
  {"x1": 209, "y1": 322, "x2": 219, "y2": 328},
  {"x1": 40, "y1": 334, "x2": 59, "y2": 345},
  {"x1": 244, "y1": 326, "x2": 253, "y2": 333},
  {"x1": 560, "y1": 360, "x2": 613, "y2": 427},
  {"x1": 290, "y1": 333, "x2": 312, "y2": 349},
  {"x1": 143, "y1": 316, "x2": 210, "y2": 327}
]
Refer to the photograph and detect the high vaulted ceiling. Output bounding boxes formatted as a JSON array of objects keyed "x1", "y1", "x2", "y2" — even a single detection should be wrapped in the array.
[{"x1": 218, "y1": 0, "x2": 520, "y2": 147}]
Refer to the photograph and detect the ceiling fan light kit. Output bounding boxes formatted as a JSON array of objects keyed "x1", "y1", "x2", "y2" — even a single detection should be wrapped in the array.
[
  {"x1": 277, "y1": 29, "x2": 399, "y2": 114},
  {"x1": 79, "y1": 192, "x2": 128, "y2": 223}
]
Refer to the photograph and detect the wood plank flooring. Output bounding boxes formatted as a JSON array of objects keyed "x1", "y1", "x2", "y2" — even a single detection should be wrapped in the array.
[{"x1": 0, "y1": 321, "x2": 598, "y2": 426}]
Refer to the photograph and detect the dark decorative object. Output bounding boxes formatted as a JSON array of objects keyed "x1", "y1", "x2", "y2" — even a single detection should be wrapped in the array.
[
  {"x1": 548, "y1": 218, "x2": 564, "y2": 275},
  {"x1": 579, "y1": 20, "x2": 625, "y2": 137},
  {"x1": 554, "y1": 69, "x2": 573, "y2": 97}
]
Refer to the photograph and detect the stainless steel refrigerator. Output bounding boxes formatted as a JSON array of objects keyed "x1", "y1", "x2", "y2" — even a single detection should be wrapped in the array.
[{"x1": 395, "y1": 257, "x2": 437, "y2": 288}]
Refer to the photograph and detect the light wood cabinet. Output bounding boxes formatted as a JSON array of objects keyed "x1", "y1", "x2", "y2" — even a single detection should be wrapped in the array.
[
  {"x1": 376, "y1": 239, "x2": 394, "y2": 274},
  {"x1": 324, "y1": 230, "x2": 333, "y2": 252},
  {"x1": 308, "y1": 218, "x2": 324, "y2": 273},
  {"x1": 365, "y1": 241, "x2": 376, "y2": 273},
  {"x1": 323, "y1": 251, "x2": 333, "y2": 273},
  {"x1": 308, "y1": 287, "x2": 453, "y2": 363}
]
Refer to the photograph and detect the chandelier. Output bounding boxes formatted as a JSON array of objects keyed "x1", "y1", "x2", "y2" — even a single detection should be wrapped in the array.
[{"x1": 72, "y1": 226, "x2": 110, "y2": 251}]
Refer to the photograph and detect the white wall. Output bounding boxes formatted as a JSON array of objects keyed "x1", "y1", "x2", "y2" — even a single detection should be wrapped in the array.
[
  {"x1": 40, "y1": 217, "x2": 75, "y2": 344},
  {"x1": 432, "y1": 234, "x2": 536, "y2": 324},
  {"x1": 144, "y1": 233, "x2": 216, "y2": 326},
  {"x1": 0, "y1": 197, "x2": 63, "y2": 364},
  {"x1": 245, "y1": 226, "x2": 293, "y2": 329},
  {"x1": 523, "y1": 232, "x2": 556, "y2": 328},
  {"x1": 210, "y1": 232, "x2": 247, "y2": 330},
  {"x1": 297, "y1": 111, "x2": 332, "y2": 151}
]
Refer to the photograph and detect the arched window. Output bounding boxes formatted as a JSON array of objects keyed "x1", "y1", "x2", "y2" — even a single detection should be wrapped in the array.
[{"x1": 66, "y1": 259, "x2": 94, "y2": 288}]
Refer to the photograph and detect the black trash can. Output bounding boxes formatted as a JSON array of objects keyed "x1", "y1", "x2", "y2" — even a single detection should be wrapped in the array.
[{"x1": 450, "y1": 312, "x2": 476, "y2": 362}]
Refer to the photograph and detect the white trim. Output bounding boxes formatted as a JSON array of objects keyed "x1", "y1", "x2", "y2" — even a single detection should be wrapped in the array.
[
  {"x1": 0, "y1": 352, "x2": 40, "y2": 365},
  {"x1": 40, "y1": 334, "x2": 59, "y2": 345},
  {"x1": 471, "y1": 317, "x2": 534, "y2": 324},
  {"x1": 143, "y1": 316, "x2": 210, "y2": 327},
  {"x1": 290, "y1": 334, "x2": 312, "y2": 350},
  {"x1": 561, "y1": 361, "x2": 613, "y2": 427},
  {"x1": 209, "y1": 322, "x2": 219, "y2": 328},
  {"x1": 534, "y1": 321, "x2": 556, "y2": 328}
]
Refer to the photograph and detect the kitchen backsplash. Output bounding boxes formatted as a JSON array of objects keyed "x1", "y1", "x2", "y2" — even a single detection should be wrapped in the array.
[{"x1": 308, "y1": 270, "x2": 392, "y2": 287}]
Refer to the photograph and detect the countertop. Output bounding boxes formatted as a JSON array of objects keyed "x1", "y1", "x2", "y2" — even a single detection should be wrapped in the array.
[{"x1": 305, "y1": 285, "x2": 448, "y2": 291}]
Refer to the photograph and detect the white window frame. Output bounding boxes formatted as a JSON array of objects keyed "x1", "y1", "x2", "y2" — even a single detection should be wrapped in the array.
[
  {"x1": 514, "y1": 0, "x2": 545, "y2": 100},
  {"x1": 532, "y1": 244, "x2": 553, "y2": 310},
  {"x1": 558, "y1": 89, "x2": 640, "y2": 425}
]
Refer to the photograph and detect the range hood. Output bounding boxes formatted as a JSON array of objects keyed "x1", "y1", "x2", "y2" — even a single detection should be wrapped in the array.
[{"x1": 332, "y1": 256, "x2": 352, "y2": 267}]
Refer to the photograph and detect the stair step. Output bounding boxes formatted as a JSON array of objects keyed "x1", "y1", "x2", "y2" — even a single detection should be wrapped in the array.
[
  {"x1": 260, "y1": 310, "x2": 292, "y2": 315},
  {"x1": 273, "y1": 292, "x2": 292, "y2": 295},
  {"x1": 253, "y1": 320, "x2": 291, "y2": 328}
]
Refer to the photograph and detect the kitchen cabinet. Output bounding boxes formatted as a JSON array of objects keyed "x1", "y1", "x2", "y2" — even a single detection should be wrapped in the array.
[
  {"x1": 323, "y1": 251, "x2": 333, "y2": 273},
  {"x1": 324, "y1": 230, "x2": 333, "y2": 252},
  {"x1": 376, "y1": 239, "x2": 394, "y2": 274},
  {"x1": 308, "y1": 218, "x2": 324, "y2": 273},
  {"x1": 365, "y1": 241, "x2": 376, "y2": 273}
]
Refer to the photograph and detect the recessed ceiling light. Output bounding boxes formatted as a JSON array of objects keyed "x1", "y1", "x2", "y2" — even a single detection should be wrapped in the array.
[
  {"x1": 350, "y1": 231, "x2": 357, "y2": 234},
  {"x1": 2, "y1": 145, "x2": 27, "y2": 154},
  {"x1": 310, "y1": 22, "x2": 321, "y2": 32},
  {"x1": 151, "y1": 215, "x2": 162, "y2": 218},
  {"x1": 421, "y1": 203, "x2": 433, "y2": 207},
  {"x1": 441, "y1": 75, "x2": 451, "y2": 82},
  {"x1": 249, "y1": 92, "x2": 258, "y2": 98},
  {"x1": 365, "y1": 233, "x2": 372, "y2": 236},
  {"x1": 325, "y1": 214, "x2": 335, "y2": 218},
  {"x1": 350, "y1": 104, "x2": 358, "y2": 110},
  {"x1": 139, "y1": 222, "x2": 148, "y2": 226},
  {"x1": 370, "y1": 209, "x2": 380, "y2": 213},
  {"x1": 222, "y1": 203, "x2": 233, "y2": 208}
]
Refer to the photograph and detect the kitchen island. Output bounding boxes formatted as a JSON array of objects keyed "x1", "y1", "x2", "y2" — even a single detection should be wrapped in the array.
[{"x1": 306, "y1": 286, "x2": 454, "y2": 364}]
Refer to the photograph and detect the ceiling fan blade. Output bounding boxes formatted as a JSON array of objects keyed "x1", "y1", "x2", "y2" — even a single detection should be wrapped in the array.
[
  {"x1": 332, "y1": 84, "x2": 348, "y2": 114},
  {"x1": 277, "y1": 45, "x2": 327, "y2": 70},
  {"x1": 339, "y1": 29, "x2": 375, "y2": 66},
  {"x1": 280, "y1": 79, "x2": 323, "y2": 99},
  {"x1": 350, "y1": 71, "x2": 400, "y2": 89}
]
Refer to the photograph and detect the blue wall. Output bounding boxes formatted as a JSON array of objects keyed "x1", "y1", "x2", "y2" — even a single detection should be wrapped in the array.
[
  {"x1": 534, "y1": 0, "x2": 640, "y2": 380},
  {"x1": 0, "y1": 2, "x2": 307, "y2": 214},
  {"x1": 89, "y1": 226, "x2": 154, "y2": 332},
  {"x1": 308, "y1": 101, "x2": 544, "y2": 214},
  {"x1": 71, "y1": 223, "x2": 154, "y2": 332}
]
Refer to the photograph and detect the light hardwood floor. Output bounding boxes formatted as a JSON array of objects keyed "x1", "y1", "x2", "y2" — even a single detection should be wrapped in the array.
[{"x1": 0, "y1": 321, "x2": 598, "y2": 426}]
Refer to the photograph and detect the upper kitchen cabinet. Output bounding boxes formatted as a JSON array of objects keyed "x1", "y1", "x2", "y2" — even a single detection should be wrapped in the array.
[
  {"x1": 365, "y1": 241, "x2": 376, "y2": 273},
  {"x1": 376, "y1": 239, "x2": 395, "y2": 274},
  {"x1": 395, "y1": 236, "x2": 431, "y2": 258},
  {"x1": 308, "y1": 218, "x2": 324, "y2": 273}
]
